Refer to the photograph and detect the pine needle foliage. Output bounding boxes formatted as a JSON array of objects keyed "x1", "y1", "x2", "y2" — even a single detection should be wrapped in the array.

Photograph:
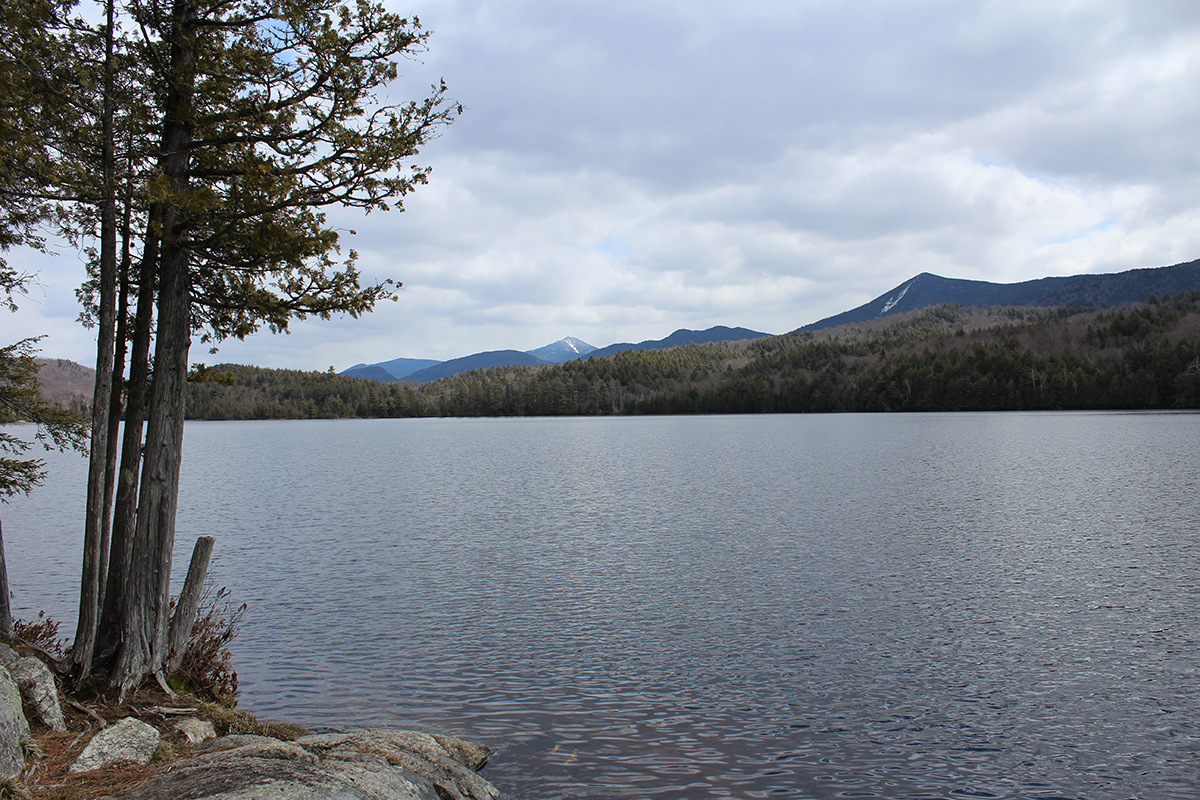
[{"x1": 0, "y1": 338, "x2": 89, "y2": 498}]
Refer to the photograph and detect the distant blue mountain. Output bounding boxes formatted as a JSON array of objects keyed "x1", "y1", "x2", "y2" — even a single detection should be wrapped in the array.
[
  {"x1": 340, "y1": 260, "x2": 1200, "y2": 385},
  {"x1": 341, "y1": 365, "x2": 399, "y2": 382},
  {"x1": 340, "y1": 356, "x2": 442, "y2": 381},
  {"x1": 341, "y1": 329, "x2": 771, "y2": 384},
  {"x1": 526, "y1": 336, "x2": 597, "y2": 363},
  {"x1": 588, "y1": 326, "x2": 771, "y2": 359},
  {"x1": 797, "y1": 258, "x2": 1200, "y2": 332},
  {"x1": 354, "y1": 329, "x2": 772, "y2": 384},
  {"x1": 373, "y1": 357, "x2": 443, "y2": 379},
  {"x1": 403, "y1": 350, "x2": 548, "y2": 383}
]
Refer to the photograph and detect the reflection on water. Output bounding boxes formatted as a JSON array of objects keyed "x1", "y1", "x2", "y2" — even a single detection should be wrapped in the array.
[{"x1": 7, "y1": 412, "x2": 1199, "y2": 799}]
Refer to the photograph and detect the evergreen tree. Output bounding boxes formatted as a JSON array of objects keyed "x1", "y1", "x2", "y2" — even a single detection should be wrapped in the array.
[
  {"x1": 3, "y1": 0, "x2": 460, "y2": 693},
  {"x1": 0, "y1": 338, "x2": 89, "y2": 637}
]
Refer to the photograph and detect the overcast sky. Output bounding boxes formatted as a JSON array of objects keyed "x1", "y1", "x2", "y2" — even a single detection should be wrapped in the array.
[{"x1": 5, "y1": 0, "x2": 1200, "y2": 369}]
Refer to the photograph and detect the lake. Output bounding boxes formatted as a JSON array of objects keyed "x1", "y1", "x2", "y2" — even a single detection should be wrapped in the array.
[{"x1": 5, "y1": 412, "x2": 1199, "y2": 799}]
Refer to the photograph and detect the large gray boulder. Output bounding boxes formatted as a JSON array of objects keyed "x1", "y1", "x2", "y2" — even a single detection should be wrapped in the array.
[
  {"x1": 69, "y1": 717, "x2": 162, "y2": 773},
  {"x1": 109, "y1": 730, "x2": 498, "y2": 800},
  {"x1": 9, "y1": 654, "x2": 66, "y2": 731},
  {"x1": 297, "y1": 730, "x2": 497, "y2": 800},
  {"x1": 0, "y1": 666, "x2": 30, "y2": 779}
]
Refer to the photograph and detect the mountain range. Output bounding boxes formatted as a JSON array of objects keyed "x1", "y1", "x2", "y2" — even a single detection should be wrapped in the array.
[
  {"x1": 798, "y1": 258, "x2": 1200, "y2": 332},
  {"x1": 342, "y1": 327, "x2": 771, "y2": 382},
  {"x1": 344, "y1": 257, "x2": 1200, "y2": 383}
]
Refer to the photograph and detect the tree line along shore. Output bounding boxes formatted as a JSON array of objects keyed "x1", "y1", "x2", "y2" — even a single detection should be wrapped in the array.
[{"x1": 171, "y1": 293, "x2": 1200, "y2": 420}]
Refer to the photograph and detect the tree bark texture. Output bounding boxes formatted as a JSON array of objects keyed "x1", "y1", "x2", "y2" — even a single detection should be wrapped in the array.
[
  {"x1": 0, "y1": 519, "x2": 12, "y2": 639},
  {"x1": 111, "y1": 0, "x2": 197, "y2": 697},
  {"x1": 97, "y1": 210, "x2": 159, "y2": 663},
  {"x1": 166, "y1": 536, "x2": 214, "y2": 674},
  {"x1": 73, "y1": 0, "x2": 121, "y2": 681},
  {"x1": 112, "y1": 250, "x2": 191, "y2": 695}
]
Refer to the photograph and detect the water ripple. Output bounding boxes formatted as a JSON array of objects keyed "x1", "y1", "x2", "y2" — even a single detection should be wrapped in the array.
[{"x1": 6, "y1": 413, "x2": 1200, "y2": 799}]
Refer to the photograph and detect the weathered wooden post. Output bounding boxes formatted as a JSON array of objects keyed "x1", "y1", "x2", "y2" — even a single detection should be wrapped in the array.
[{"x1": 165, "y1": 536, "x2": 215, "y2": 674}]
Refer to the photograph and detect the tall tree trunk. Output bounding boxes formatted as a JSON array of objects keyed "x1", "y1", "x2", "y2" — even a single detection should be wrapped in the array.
[
  {"x1": 0, "y1": 518, "x2": 12, "y2": 640},
  {"x1": 96, "y1": 209, "x2": 159, "y2": 666},
  {"x1": 73, "y1": 0, "x2": 120, "y2": 681},
  {"x1": 111, "y1": 0, "x2": 197, "y2": 696},
  {"x1": 98, "y1": 188, "x2": 135, "y2": 609},
  {"x1": 113, "y1": 239, "x2": 190, "y2": 696}
]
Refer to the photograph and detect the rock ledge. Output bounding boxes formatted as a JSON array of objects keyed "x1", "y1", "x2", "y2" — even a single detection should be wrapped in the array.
[{"x1": 100, "y1": 728, "x2": 498, "y2": 800}]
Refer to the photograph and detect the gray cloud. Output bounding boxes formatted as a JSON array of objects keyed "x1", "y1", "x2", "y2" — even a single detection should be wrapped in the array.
[{"x1": 4, "y1": 0, "x2": 1199, "y2": 368}]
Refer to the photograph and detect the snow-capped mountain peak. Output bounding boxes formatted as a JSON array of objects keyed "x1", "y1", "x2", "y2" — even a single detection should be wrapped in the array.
[{"x1": 525, "y1": 337, "x2": 598, "y2": 364}]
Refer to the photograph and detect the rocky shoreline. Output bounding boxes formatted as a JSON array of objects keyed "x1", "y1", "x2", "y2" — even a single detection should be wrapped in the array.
[
  {"x1": 90, "y1": 729, "x2": 500, "y2": 800},
  {"x1": 1, "y1": 644, "x2": 500, "y2": 799}
]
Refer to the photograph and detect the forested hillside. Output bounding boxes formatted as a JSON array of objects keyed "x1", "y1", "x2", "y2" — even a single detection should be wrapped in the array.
[
  {"x1": 798, "y1": 258, "x2": 1200, "y2": 331},
  {"x1": 34, "y1": 358, "x2": 94, "y2": 412},
  {"x1": 186, "y1": 292, "x2": 1200, "y2": 419}
]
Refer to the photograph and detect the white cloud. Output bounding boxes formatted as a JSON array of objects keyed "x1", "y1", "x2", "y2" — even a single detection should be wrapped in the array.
[{"x1": 5, "y1": 0, "x2": 1200, "y2": 369}]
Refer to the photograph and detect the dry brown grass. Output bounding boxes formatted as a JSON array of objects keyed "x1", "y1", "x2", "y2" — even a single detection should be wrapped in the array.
[
  {"x1": 23, "y1": 727, "x2": 157, "y2": 800},
  {"x1": 17, "y1": 683, "x2": 307, "y2": 800},
  {"x1": 10, "y1": 592, "x2": 307, "y2": 800}
]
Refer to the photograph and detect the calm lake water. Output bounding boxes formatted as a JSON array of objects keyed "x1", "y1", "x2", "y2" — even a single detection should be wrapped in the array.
[{"x1": 6, "y1": 412, "x2": 1199, "y2": 799}]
